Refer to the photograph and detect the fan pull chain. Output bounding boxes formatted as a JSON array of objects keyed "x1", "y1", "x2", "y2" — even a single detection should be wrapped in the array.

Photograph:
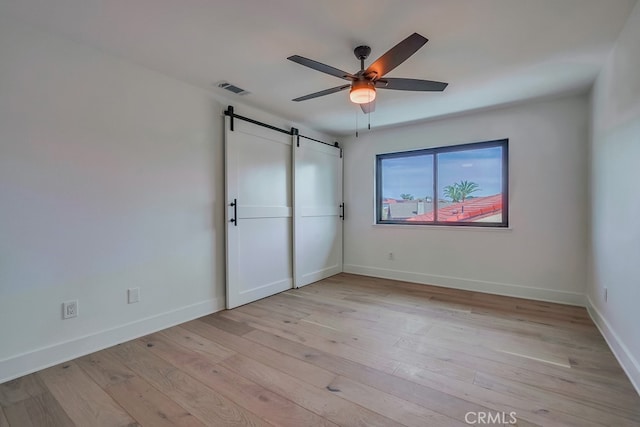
[
  {"x1": 368, "y1": 91, "x2": 372, "y2": 130},
  {"x1": 355, "y1": 108, "x2": 359, "y2": 138}
]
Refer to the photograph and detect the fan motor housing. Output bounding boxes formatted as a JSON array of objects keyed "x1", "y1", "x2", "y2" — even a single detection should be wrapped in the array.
[{"x1": 354, "y1": 45, "x2": 371, "y2": 60}]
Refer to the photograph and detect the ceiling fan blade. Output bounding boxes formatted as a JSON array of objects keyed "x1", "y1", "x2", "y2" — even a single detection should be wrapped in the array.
[
  {"x1": 288, "y1": 55, "x2": 355, "y2": 81},
  {"x1": 292, "y1": 84, "x2": 351, "y2": 102},
  {"x1": 365, "y1": 33, "x2": 428, "y2": 78},
  {"x1": 360, "y1": 99, "x2": 376, "y2": 114},
  {"x1": 376, "y1": 78, "x2": 448, "y2": 91}
]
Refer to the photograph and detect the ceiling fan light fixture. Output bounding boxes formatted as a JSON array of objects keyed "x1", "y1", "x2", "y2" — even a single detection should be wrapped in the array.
[
  {"x1": 349, "y1": 80, "x2": 376, "y2": 104},
  {"x1": 288, "y1": 33, "x2": 446, "y2": 111}
]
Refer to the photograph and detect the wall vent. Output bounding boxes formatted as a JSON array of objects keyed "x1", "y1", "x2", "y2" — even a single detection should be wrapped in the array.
[{"x1": 215, "y1": 81, "x2": 250, "y2": 96}]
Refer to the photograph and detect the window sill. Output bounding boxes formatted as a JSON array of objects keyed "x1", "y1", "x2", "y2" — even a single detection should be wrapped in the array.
[{"x1": 372, "y1": 223, "x2": 513, "y2": 232}]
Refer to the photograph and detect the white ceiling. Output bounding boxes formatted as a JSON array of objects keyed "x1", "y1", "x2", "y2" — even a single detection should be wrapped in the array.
[{"x1": 1, "y1": 0, "x2": 637, "y2": 136}]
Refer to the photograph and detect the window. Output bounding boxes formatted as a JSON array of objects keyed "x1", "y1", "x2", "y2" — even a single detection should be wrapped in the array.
[{"x1": 376, "y1": 139, "x2": 508, "y2": 227}]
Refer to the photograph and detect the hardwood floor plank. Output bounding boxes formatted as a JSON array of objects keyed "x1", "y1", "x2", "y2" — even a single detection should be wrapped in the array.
[
  {"x1": 473, "y1": 372, "x2": 640, "y2": 426},
  {"x1": 248, "y1": 298, "x2": 312, "y2": 320},
  {"x1": 3, "y1": 391, "x2": 75, "y2": 427},
  {"x1": 223, "y1": 306, "x2": 477, "y2": 382},
  {"x1": 429, "y1": 319, "x2": 621, "y2": 369},
  {"x1": 108, "y1": 341, "x2": 270, "y2": 427},
  {"x1": 426, "y1": 323, "x2": 572, "y2": 368},
  {"x1": 493, "y1": 366, "x2": 640, "y2": 417},
  {"x1": 105, "y1": 377, "x2": 206, "y2": 427},
  {"x1": 76, "y1": 350, "x2": 137, "y2": 389},
  {"x1": 138, "y1": 333, "x2": 337, "y2": 427},
  {"x1": 0, "y1": 374, "x2": 47, "y2": 407},
  {"x1": 37, "y1": 362, "x2": 135, "y2": 427},
  {"x1": 243, "y1": 328, "x2": 495, "y2": 425},
  {"x1": 304, "y1": 281, "x2": 605, "y2": 359},
  {"x1": 325, "y1": 374, "x2": 467, "y2": 427},
  {"x1": 397, "y1": 329, "x2": 631, "y2": 390},
  {"x1": 396, "y1": 335, "x2": 640, "y2": 416},
  {"x1": 279, "y1": 291, "x2": 432, "y2": 335},
  {"x1": 157, "y1": 326, "x2": 236, "y2": 361},
  {"x1": 0, "y1": 407, "x2": 8, "y2": 427},
  {"x1": 392, "y1": 361, "x2": 608, "y2": 427},
  {"x1": 511, "y1": 419, "x2": 544, "y2": 427},
  {"x1": 3, "y1": 273, "x2": 637, "y2": 426},
  {"x1": 328, "y1": 274, "x2": 590, "y2": 320},
  {"x1": 185, "y1": 320, "x2": 463, "y2": 427},
  {"x1": 227, "y1": 309, "x2": 402, "y2": 374},
  {"x1": 315, "y1": 275, "x2": 598, "y2": 334},
  {"x1": 200, "y1": 313, "x2": 256, "y2": 336},
  {"x1": 181, "y1": 319, "x2": 336, "y2": 388},
  {"x1": 229, "y1": 304, "x2": 401, "y2": 348},
  {"x1": 220, "y1": 353, "x2": 404, "y2": 427},
  {"x1": 3, "y1": 400, "x2": 36, "y2": 427},
  {"x1": 76, "y1": 351, "x2": 204, "y2": 427}
]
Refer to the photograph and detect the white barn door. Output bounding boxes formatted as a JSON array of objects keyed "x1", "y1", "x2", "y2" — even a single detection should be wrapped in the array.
[
  {"x1": 225, "y1": 117, "x2": 293, "y2": 309},
  {"x1": 294, "y1": 137, "x2": 343, "y2": 287}
]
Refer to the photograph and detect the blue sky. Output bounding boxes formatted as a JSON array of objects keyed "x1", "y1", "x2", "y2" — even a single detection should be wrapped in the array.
[{"x1": 381, "y1": 146, "x2": 503, "y2": 200}]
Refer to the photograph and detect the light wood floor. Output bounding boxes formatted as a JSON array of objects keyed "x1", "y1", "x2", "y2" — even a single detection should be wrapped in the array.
[{"x1": 1, "y1": 273, "x2": 639, "y2": 427}]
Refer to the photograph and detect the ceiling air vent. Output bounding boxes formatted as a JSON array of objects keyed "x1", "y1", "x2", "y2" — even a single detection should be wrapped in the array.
[{"x1": 216, "y1": 81, "x2": 250, "y2": 96}]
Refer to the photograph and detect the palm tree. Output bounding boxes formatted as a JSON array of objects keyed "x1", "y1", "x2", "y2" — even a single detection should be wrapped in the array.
[
  {"x1": 443, "y1": 185, "x2": 461, "y2": 202},
  {"x1": 456, "y1": 180, "x2": 480, "y2": 203},
  {"x1": 443, "y1": 180, "x2": 480, "y2": 203},
  {"x1": 400, "y1": 193, "x2": 414, "y2": 200}
]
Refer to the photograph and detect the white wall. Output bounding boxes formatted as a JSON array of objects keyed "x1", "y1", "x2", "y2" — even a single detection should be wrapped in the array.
[
  {"x1": 343, "y1": 95, "x2": 589, "y2": 306},
  {"x1": 588, "y1": 1, "x2": 640, "y2": 393},
  {"x1": 0, "y1": 15, "x2": 223, "y2": 382},
  {"x1": 0, "y1": 16, "x2": 327, "y2": 382}
]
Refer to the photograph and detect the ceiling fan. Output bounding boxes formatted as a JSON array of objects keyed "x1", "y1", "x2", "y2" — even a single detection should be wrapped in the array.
[{"x1": 288, "y1": 33, "x2": 448, "y2": 114}]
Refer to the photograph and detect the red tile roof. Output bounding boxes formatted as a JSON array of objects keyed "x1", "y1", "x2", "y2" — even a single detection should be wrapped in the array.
[{"x1": 407, "y1": 194, "x2": 502, "y2": 222}]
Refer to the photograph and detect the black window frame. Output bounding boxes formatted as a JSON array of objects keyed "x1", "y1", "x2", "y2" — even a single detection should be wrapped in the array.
[{"x1": 376, "y1": 139, "x2": 509, "y2": 227}]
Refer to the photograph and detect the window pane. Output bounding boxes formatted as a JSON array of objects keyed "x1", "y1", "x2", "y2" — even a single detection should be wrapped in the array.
[
  {"x1": 380, "y1": 154, "x2": 434, "y2": 222},
  {"x1": 376, "y1": 139, "x2": 508, "y2": 227},
  {"x1": 436, "y1": 146, "x2": 503, "y2": 223}
]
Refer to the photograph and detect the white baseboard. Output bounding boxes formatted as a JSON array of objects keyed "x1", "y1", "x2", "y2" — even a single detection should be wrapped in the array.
[
  {"x1": 343, "y1": 264, "x2": 585, "y2": 306},
  {"x1": 0, "y1": 297, "x2": 225, "y2": 384},
  {"x1": 297, "y1": 264, "x2": 342, "y2": 288},
  {"x1": 586, "y1": 296, "x2": 640, "y2": 396}
]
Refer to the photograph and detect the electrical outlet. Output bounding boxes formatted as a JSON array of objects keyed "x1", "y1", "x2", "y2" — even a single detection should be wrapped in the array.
[
  {"x1": 128, "y1": 287, "x2": 140, "y2": 304},
  {"x1": 388, "y1": 252, "x2": 394, "y2": 260},
  {"x1": 63, "y1": 300, "x2": 78, "y2": 319},
  {"x1": 604, "y1": 287, "x2": 608, "y2": 302}
]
